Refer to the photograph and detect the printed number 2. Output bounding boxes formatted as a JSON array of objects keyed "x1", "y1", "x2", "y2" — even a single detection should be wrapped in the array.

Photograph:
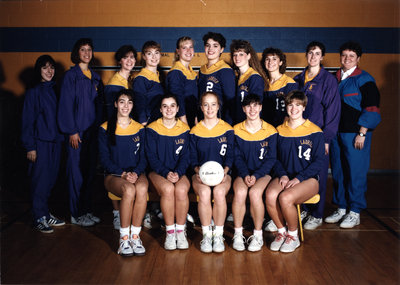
[
  {"x1": 175, "y1": 145, "x2": 183, "y2": 155},
  {"x1": 134, "y1": 143, "x2": 140, "y2": 155},
  {"x1": 298, "y1": 146, "x2": 311, "y2": 161},
  {"x1": 220, "y1": 144, "x2": 227, "y2": 156},
  {"x1": 206, "y1": 82, "x2": 213, "y2": 92}
]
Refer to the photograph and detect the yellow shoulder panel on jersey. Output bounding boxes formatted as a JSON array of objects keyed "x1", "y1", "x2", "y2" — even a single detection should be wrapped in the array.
[
  {"x1": 238, "y1": 67, "x2": 261, "y2": 86},
  {"x1": 269, "y1": 74, "x2": 296, "y2": 92},
  {"x1": 106, "y1": 72, "x2": 129, "y2": 88},
  {"x1": 147, "y1": 118, "x2": 190, "y2": 136},
  {"x1": 100, "y1": 121, "x2": 108, "y2": 131},
  {"x1": 234, "y1": 120, "x2": 277, "y2": 141},
  {"x1": 277, "y1": 119, "x2": 322, "y2": 137},
  {"x1": 169, "y1": 61, "x2": 197, "y2": 80},
  {"x1": 115, "y1": 119, "x2": 144, "y2": 136},
  {"x1": 190, "y1": 119, "x2": 233, "y2": 137},
  {"x1": 135, "y1": 68, "x2": 160, "y2": 83},
  {"x1": 200, "y1": 59, "x2": 232, "y2": 75}
]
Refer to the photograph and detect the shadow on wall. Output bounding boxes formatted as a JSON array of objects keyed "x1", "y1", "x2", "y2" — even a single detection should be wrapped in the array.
[{"x1": 0, "y1": 61, "x2": 28, "y2": 197}]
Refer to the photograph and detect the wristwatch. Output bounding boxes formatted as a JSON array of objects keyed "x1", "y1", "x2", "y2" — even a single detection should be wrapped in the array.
[{"x1": 358, "y1": 132, "x2": 366, "y2": 137}]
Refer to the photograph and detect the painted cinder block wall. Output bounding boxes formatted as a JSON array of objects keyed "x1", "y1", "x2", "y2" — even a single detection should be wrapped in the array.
[{"x1": 0, "y1": 0, "x2": 399, "y2": 170}]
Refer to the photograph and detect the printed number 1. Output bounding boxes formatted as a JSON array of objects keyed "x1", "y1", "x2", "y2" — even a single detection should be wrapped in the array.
[{"x1": 259, "y1": 148, "x2": 265, "y2": 159}]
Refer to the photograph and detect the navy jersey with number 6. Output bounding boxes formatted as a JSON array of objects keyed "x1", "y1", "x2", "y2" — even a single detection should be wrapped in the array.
[
  {"x1": 190, "y1": 120, "x2": 234, "y2": 169},
  {"x1": 234, "y1": 120, "x2": 277, "y2": 179},
  {"x1": 145, "y1": 118, "x2": 190, "y2": 177},
  {"x1": 274, "y1": 119, "x2": 324, "y2": 182}
]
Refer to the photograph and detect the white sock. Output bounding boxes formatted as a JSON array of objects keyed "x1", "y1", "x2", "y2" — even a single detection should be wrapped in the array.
[
  {"x1": 288, "y1": 229, "x2": 298, "y2": 238},
  {"x1": 166, "y1": 224, "x2": 175, "y2": 234},
  {"x1": 278, "y1": 227, "x2": 286, "y2": 234},
  {"x1": 119, "y1": 227, "x2": 129, "y2": 239},
  {"x1": 214, "y1": 225, "x2": 224, "y2": 236},
  {"x1": 202, "y1": 225, "x2": 212, "y2": 237},
  {"x1": 176, "y1": 224, "x2": 185, "y2": 232},
  {"x1": 338, "y1": 208, "x2": 346, "y2": 214},
  {"x1": 234, "y1": 227, "x2": 243, "y2": 235},
  {"x1": 130, "y1": 225, "x2": 141, "y2": 237},
  {"x1": 253, "y1": 229, "x2": 263, "y2": 238},
  {"x1": 113, "y1": 210, "x2": 119, "y2": 217}
]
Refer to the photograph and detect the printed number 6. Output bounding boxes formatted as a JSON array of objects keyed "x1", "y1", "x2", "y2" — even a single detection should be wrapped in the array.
[{"x1": 220, "y1": 144, "x2": 227, "y2": 156}]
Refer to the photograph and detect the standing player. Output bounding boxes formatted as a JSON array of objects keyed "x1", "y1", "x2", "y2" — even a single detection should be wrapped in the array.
[
  {"x1": 190, "y1": 91, "x2": 234, "y2": 253},
  {"x1": 232, "y1": 94, "x2": 277, "y2": 252},
  {"x1": 261, "y1": 47, "x2": 298, "y2": 128},
  {"x1": 146, "y1": 94, "x2": 191, "y2": 250},
  {"x1": 21, "y1": 55, "x2": 65, "y2": 233},
  {"x1": 294, "y1": 41, "x2": 340, "y2": 230},
  {"x1": 326, "y1": 41, "x2": 381, "y2": 228},
  {"x1": 166, "y1": 36, "x2": 198, "y2": 128},
  {"x1": 198, "y1": 32, "x2": 236, "y2": 125},
  {"x1": 98, "y1": 89, "x2": 148, "y2": 257},
  {"x1": 265, "y1": 90, "x2": 324, "y2": 253},
  {"x1": 132, "y1": 41, "x2": 164, "y2": 126},
  {"x1": 230, "y1": 40, "x2": 266, "y2": 124},
  {"x1": 58, "y1": 38, "x2": 102, "y2": 227}
]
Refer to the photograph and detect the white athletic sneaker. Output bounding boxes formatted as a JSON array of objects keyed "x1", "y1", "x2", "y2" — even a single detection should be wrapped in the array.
[
  {"x1": 143, "y1": 212, "x2": 152, "y2": 229},
  {"x1": 86, "y1": 213, "x2": 101, "y2": 223},
  {"x1": 340, "y1": 211, "x2": 360, "y2": 229},
  {"x1": 212, "y1": 234, "x2": 225, "y2": 253},
  {"x1": 200, "y1": 235, "x2": 213, "y2": 253},
  {"x1": 247, "y1": 235, "x2": 263, "y2": 252},
  {"x1": 164, "y1": 232, "x2": 177, "y2": 250},
  {"x1": 71, "y1": 215, "x2": 95, "y2": 227},
  {"x1": 264, "y1": 220, "x2": 278, "y2": 232},
  {"x1": 118, "y1": 237, "x2": 134, "y2": 256},
  {"x1": 232, "y1": 233, "x2": 246, "y2": 251},
  {"x1": 176, "y1": 230, "x2": 189, "y2": 249},
  {"x1": 325, "y1": 209, "x2": 346, "y2": 224},
  {"x1": 300, "y1": 211, "x2": 309, "y2": 221},
  {"x1": 130, "y1": 237, "x2": 146, "y2": 256},
  {"x1": 304, "y1": 216, "x2": 323, "y2": 230},
  {"x1": 279, "y1": 234, "x2": 300, "y2": 253},
  {"x1": 270, "y1": 232, "x2": 286, "y2": 251},
  {"x1": 113, "y1": 212, "x2": 121, "y2": 230},
  {"x1": 226, "y1": 213, "x2": 234, "y2": 222}
]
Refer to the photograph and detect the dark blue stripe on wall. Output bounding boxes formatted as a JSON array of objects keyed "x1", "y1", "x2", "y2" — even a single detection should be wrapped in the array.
[{"x1": 0, "y1": 27, "x2": 399, "y2": 53}]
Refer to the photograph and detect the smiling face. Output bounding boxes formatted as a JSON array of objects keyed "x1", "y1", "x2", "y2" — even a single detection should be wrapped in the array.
[
  {"x1": 177, "y1": 40, "x2": 194, "y2": 63},
  {"x1": 143, "y1": 48, "x2": 161, "y2": 68},
  {"x1": 306, "y1": 47, "x2": 323, "y2": 68},
  {"x1": 265, "y1": 54, "x2": 283, "y2": 73},
  {"x1": 243, "y1": 102, "x2": 262, "y2": 121},
  {"x1": 115, "y1": 94, "x2": 133, "y2": 118},
  {"x1": 78, "y1": 44, "x2": 93, "y2": 64},
  {"x1": 41, "y1": 62, "x2": 55, "y2": 82},
  {"x1": 205, "y1": 39, "x2": 223, "y2": 62},
  {"x1": 340, "y1": 49, "x2": 360, "y2": 72},
  {"x1": 286, "y1": 99, "x2": 305, "y2": 121},
  {"x1": 160, "y1": 97, "x2": 179, "y2": 120},
  {"x1": 120, "y1": 51, "x2": 136, "y2": 72},
  {"x1": 232, "y1": 49, "x2": 250, "y2": 69},
  {"x1": 201, "y1": 93, "x2": 220, "y2": 119}
]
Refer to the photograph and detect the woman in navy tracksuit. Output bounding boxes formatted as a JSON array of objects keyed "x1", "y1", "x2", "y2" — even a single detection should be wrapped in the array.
[
  {"x1": 21, "y1": 55, "x2": 65, "y2": 233},
  {"x1": 58, "y1": 38, "x2": 102, "y2": 227}
]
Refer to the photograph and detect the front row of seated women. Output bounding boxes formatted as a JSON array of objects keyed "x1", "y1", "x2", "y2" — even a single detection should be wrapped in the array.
[{"x1": 99, "y1": 88, "x2": 324, "y2": 256}]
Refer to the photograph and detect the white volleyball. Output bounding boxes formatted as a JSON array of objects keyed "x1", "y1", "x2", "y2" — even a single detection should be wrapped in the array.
[{"x1": 199, "y1": 161, "x2": 224, "y2": 186}]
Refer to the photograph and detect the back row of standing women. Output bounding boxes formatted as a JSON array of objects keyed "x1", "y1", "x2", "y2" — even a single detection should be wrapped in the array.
[{"x1": 21, "y1": 32, "x2": 381, "y2": 256}]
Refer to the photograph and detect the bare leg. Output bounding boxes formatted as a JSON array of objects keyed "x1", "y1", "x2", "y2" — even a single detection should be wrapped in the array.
[
  {"x1": 174, "y1": 176, "x2": 190, "y2": 225},
  {"x1": 232, "y1": 177, "x2": 248, "y2": 228},
  {"x1": 265, "y1": 178, "x2": 286, "y2": 229},
  {"x1": 192, "y1": 174, "x2": 212, "y2": 227},
  {"x1": 212, "y1": 175, "x2": 232, "y2": 226},
  {"x1": 149, "y1": 172, "x2": 175, "y2": 226},
  {"x1": 249, "y1": 175, "x2": 271, "y2": 230}
]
